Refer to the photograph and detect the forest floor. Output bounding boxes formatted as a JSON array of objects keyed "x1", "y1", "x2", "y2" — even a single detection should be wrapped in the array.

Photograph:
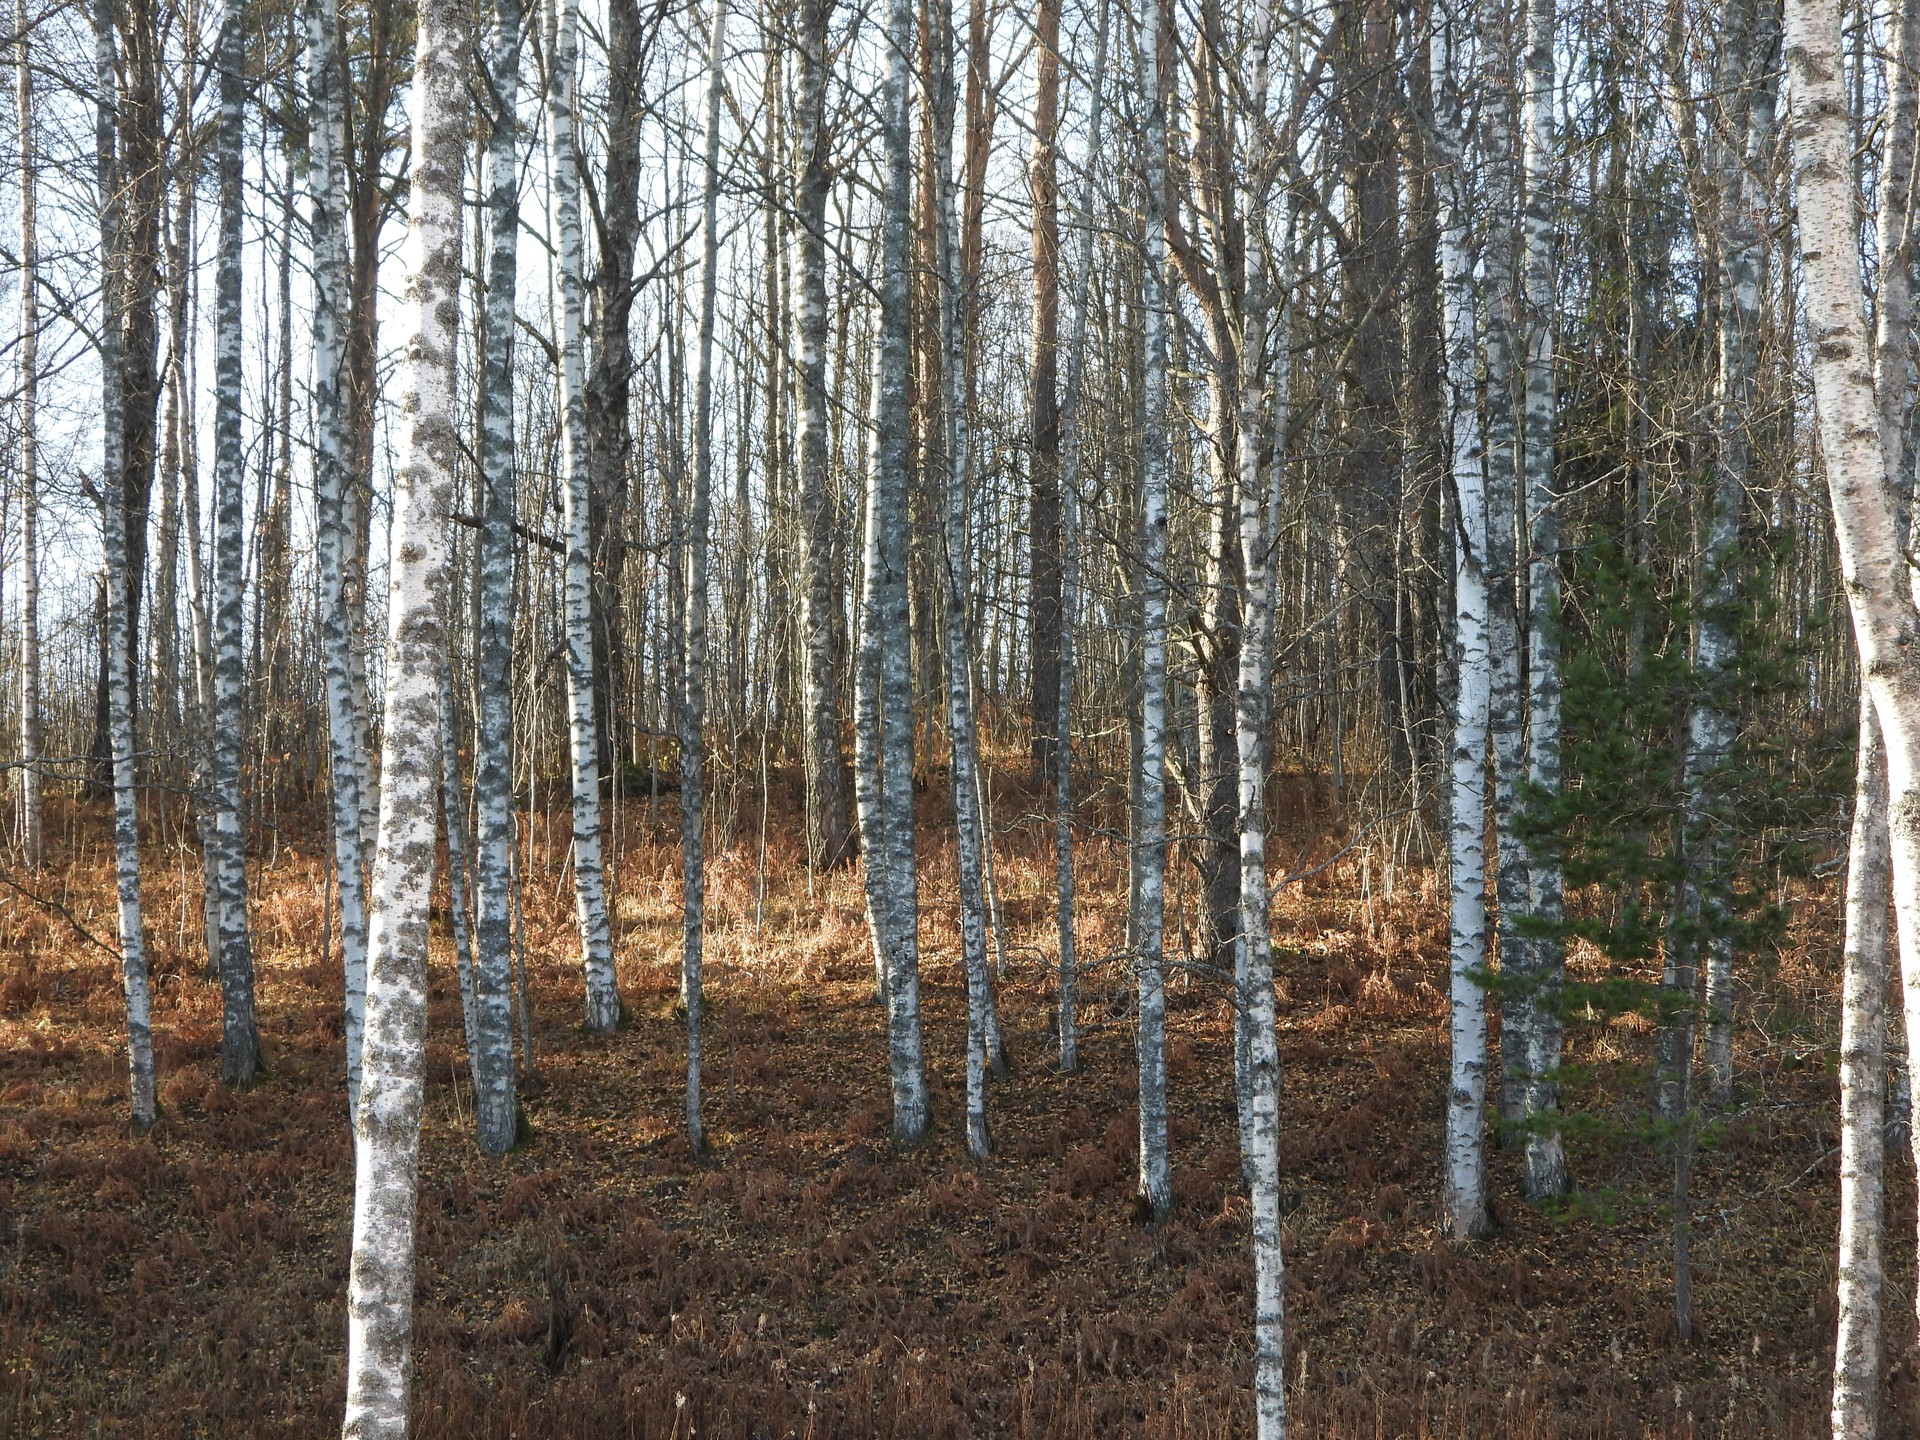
[{"x1": 0, "y1": 773, "x2": 1907, "y2": 1438}]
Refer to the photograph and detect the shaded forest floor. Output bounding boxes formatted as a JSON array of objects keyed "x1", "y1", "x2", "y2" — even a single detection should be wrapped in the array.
[{"x1": 0, "y1": 776, "x2": 1909, "y2": 1438}]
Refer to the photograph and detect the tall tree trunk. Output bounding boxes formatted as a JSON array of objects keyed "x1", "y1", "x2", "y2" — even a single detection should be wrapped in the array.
[
  {"x1": 1026, "y1": 0, "x2": 1063, "y2": 788},
  {"x1": 682, "y1": 0, "x2": 726, "y2": 1158},
  {"x1": 470, "y1": 0, "x2": 524, "y2": 1155},
  {"x1": 1515, "y1": 0, "x2": 1566, "y2": 1200},
  {"x1": 1786, "y1": 0, "x2": 1920, "y2": 1370},
  {"x1": 792, "y1": 0, "x2": 856, "y2": 870},
  {"x1": 1051, "y1": 0, "x2": 1111, "y2": 1076},
  {"x1": 857, "y1": 0, "x2": 931, "y2": 1142},
  {"x1": 1833, "y1": 2, "x2": 1916, "y2": 1419},
  {"x1": 929, "y1": 0, "x2": 996, "y2": 1158},
  {"x1": 1834, "y1": 701, "x2": 1889, "y2": 1440},
  {"x1": 587, "y1": 0, "x2": 643, "y2": 775},
  {"x1": 545, "y1": 0, "x2": 622, "y2": 1033},
  {"x1": 1132, "y1": 0, "x2": 1173, "y2": 1222},
  {"x1": 307, "y1": 0, "x2": 370, "y2": 1113},
  {"x1": 94, "y1": 0, "x2": 157, "y2": 1134},
  {"x1": 340, "y1": 0, "x2": 464, "y2": 1423},
  {"x1": 1434, "y1": 0, "x2": 1491, "y2": 1240},
  {"x1": 209, "y1": 0, "x2": 260, "y2": 1085},
  {"x1": 15, "y1": 0, "x2": 39, "y2": 868}
]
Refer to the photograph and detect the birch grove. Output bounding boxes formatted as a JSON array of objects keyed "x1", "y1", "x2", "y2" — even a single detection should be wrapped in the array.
[{"x1": 9, "y1": 0, "x2": 1920, "y2": 1429}]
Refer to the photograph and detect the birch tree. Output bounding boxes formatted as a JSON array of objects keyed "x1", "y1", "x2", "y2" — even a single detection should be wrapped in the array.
[
  {"x1": 14, "y1": 0, "x2": 39, "y2": 870},
  {"x1": 854, "y1": 0, "x2": 930, "y2": 1142},
  {"x1": 1786, "y1": 0, "x2": 1920, "y2": 1387},
  {"x1": 468, "y1": 0, "x2": 524, "y2": 1156},
  {"x1": 306, "y1": 0, "x2": 371, "y2": 1112},
  {"x1": 929, "y1": 0, "x2": 996, "y2": 1159},
  {"x1": 1515, "y1": 0, "x2": 1566, "y2": 1201},
  {"x1": 209, "y1": 0, "x2": 260, "y2": 1087},
  {"x1": 1050, "y1": 0, "x2": 1110, "y2": 1076},
  {"x1": 1132, "y1": 0, "x2": 1173, "y2": 1221},
  {"x1": 340, "y1": 0, "x2": 466, "y2": 1424},
  {"x1": 681, "y1": 0, "x2": 726, "y2": 1157},
  {"x1": 95, "y1": 0, "x2": 156, "y2": 1134},
  {"x1": 791, "y1": 0, "x2": 856, "y2": 873},
  {"x1": 545, "y1": 0, "x2": 622, "y2": 1034},
  {"x1": 1434, "y1": 0, "x2": 1492, "y2": 1240}
]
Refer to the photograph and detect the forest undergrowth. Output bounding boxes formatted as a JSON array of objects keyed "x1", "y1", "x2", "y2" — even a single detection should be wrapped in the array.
[{"x1": 0, "y1": 774, "x2": 1903, "y2": 1439}]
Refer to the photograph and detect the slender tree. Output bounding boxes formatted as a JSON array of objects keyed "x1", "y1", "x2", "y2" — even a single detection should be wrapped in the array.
[
  {"x1": 94, "y1": 0, "x2": 157, "y2": 1134},
  {"x1": 340, "y1": 0, "x2": 465, "y2": 1423},
  {"x1": 682, "y1": 0, "x2": 726, "y2": 1157},
  {"x1": 468, "y1": 0, "x2": 524, "y2": 1156},
  {"x1": 306, "y1": 0, "x2": 370, "y2": 1112},
  {"x1": 209, "y1": 0, "x2": 261, "y2": 1086},
  {"x1": 14, "y1": 0, "x2": 39, "y2": 869},
  {"x1": 545, "y1": 0, "x2": 622, "y2": 1033}
]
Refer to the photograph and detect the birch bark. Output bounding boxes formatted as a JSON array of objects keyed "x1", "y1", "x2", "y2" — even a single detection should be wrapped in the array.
[
  {"x1": 682, "y1": 0, "x2": 727, "y2": 1157},
  {"x1": 545, "y1": 0, "x2": 621, "y2": 1033},
  {"x1": 1051, "y1": 0, "x2": 1110, "y2": 1076},
  {"x1": 306, "y1": 0, "x2": 370, "y2": 1114},
  {"x1": 95, "y1": 0, "x2": 157, "y2": 1133},
  {"x1": 340, "y1": 0, "x2": 465, "y2": 1425},
  {"x1": 209, "y1": 0, "x2": 260, "y2": 1087},
  {"x1": 1516, "y1": 0, "x2": 1566, "y2": 1200},
  {"x1": 1786, "y1": 0, "x2": 1920, "y2": 1370},
  {"x1": 15, "y1": 0, "x2": 39, "y2": 869},
  {"x1": 929, "y1": 0, "x2": 995, "y2": 1158},
  {"x1": 792, "y1": 0, "x2": 856, "y2": 872},
  {"x1": 856, "y1": 0, "x2": 931, "y2": 1141},
  {"x1": 469, "y1": 0, "x2": 524, "y2": 1156},
  {"x1": 1433, "y1": 0, "x2": 1491, "y2": 1239},
  {"x1": 1132, "y1": 0, "x2": 1173, "y2": 1220},
  {"x1": 1834, "y1": 701, "x2": 1889, "y2": 1440}
]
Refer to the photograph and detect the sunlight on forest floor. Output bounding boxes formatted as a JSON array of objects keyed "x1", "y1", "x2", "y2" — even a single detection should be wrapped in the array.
[{"x1": 0, "y1": 782, "x2": 1902, "y2": 1438}]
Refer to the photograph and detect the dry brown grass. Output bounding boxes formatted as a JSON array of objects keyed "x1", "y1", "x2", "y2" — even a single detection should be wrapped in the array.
[{"x1": 0, "y1": 778, "x2": 1905, "y2": 1437}]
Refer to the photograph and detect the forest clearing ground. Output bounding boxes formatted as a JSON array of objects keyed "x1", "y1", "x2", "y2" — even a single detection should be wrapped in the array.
[{"x1": 0, "y1": 786, "x2": 1907, "y2": 1438}]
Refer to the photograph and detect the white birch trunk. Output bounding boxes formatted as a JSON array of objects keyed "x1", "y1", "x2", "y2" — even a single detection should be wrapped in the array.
[
  {"x1": 469, "y1": 0, "x2": 523, "y2": 1155},
  {"x1": 1132, "y1": 0, "x2": 1173, "y2": 1220},
  {"x1": 14, "y1": 0, "x2": 40, "y2": 869},
  {"x1": 929, "y1": 0, "x2": 995, "y2": 1158},
  {"x1": 1434, "y1": 0, "x2": 1492, "y2": 1239},
  {"x1": 1050, "y1": 0, "x2": 1110, "y2": 1077},
  {"x1": 545, "y1": 0, "x2": 621, "y2": 1034},
  {"x1": 682, "y1": 0, "x2": 726, "y2": 1157},
  {"x1": 792, "y1": 0, "x2": 856, "y2": 873},
  {"x1": 306, "y1": 0, "x2": 371, "y2": 1115},
  {"x1": 1232, "y1": 45, "x2": 1289, "y2": 1422},
  {"x1": 340, "y1": 0, "x2": 465, "y2": 1425},
  {"x1": 1516, "y1": 0, "x2": 1566, "y2": 1199},
  {"x1": 209, "y1": 0, "x2": 260, "y2": 1087},
  {"x1": 855, "y1": 0, "x2": 931, "y2": 1143},
  {"x1": 94, "y1": 0, "x2": 156, "y2": 1133},
  {"x1": 1834, "y1": 700, "x2": 1889, "y2": 1440},
  {"x1": 1786, "y1": 0, "x2": 1920, "y2": 1375}
]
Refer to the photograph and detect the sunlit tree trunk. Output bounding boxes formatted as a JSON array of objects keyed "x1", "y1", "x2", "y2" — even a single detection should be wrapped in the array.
[
  {"x1": 545, "y1": 0, "x2": 622, "y2": 1033},
  {"x1": 306, "y1": 0, "x2": 370, "y2": 1114},
  {"x1": 1516, "y1": 0, "x2": 1566, "y2": 1200},
  {"x1": 857, "y1": 0, "x2": 931, "y2": 1141},
  {"x1": 340, "y1": 0, "x2": 464, "y2": 1423},
  {"x1": 15, "y1": 0, "x2": 39, "y2": 869},
  {"x1": 682, "y1": 0, "x2": 726, "y2": 1157},
  {"x1": 468, "y1": 0, "x2": 523, "y2": 1156},
  {"x1": 1132, "y1": 0, "x2": 1173, "y2": 1221},
  {"x1": 791, "y1": 0, "x2": 855, "y2": 871},
  {"x1": 209, "y1": 0, "x2": 260, "y2": 1087},
  {"x1": 1434, "y1": 0, "x2": 1491, "y2": 1240},
  {"x1": 94, "y1": 0, "x2": 156, "y2": 1133},
  {"x1": 1051, "y1": 0, "x2": 1110, "y2": 1076},
  {"x1": 929, "y1": 0, "x2": 995, "y2": 1158}
]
